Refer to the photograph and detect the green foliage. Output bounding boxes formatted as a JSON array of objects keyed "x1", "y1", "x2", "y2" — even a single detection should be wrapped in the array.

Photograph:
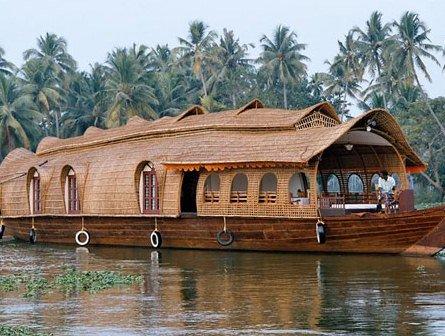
[
  {"x1": 0, "y1": 12, "x2": 444, "y2": 198},
  {"x1": 0, "y1": 325, "x2": 51, "y2": 336},
  {"x1": 0, "y1": 267, "x2": 143, "y2": 299},
  {"x1": 0, "y1": 274, "x2": 23, "y2": 292},
  {"x1": 53, "y1": 267, "x2": 143, "y2": 295},
  {"x1": 23, "y1": 276, "x2": 49, "y2": 299}
]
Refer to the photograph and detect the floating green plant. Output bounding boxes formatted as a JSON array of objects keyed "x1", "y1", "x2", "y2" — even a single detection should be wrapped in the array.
[
  {"x1": 0, "y1": 325, "x2": 51, "y2": 336},
  {"x1": 0, "y1": 267, "x2": 143, "y2": 299},
  {"x1": 53, "y1": 267, "x2": 143, "y2": 295},
  {"x1": 23, "y1": 276, "x2": 49, "y2": 299},
  {"x1": 0, "y1": 274, "x2": 23, "y2": 292}
]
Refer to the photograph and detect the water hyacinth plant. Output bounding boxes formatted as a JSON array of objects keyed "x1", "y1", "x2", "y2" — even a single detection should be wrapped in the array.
[
  {"x1": 0, "y1": 325, "x2": 51, "y2": 336},
  {"x1": 0, "y1": 266, "x2": 143, "y2": 298}
]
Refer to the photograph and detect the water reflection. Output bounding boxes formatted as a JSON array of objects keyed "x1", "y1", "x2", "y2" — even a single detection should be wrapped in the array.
[{"x1": 0, "y1": 241, "x2": 444, "y2": 335}]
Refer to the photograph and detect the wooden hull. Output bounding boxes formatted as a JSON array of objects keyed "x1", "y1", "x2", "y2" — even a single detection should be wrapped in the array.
[{"x1": 3, "y1": 206, "x2": 445, "y2": 256}]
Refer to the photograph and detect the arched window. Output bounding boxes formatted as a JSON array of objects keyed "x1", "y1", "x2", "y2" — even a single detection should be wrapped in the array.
[
  {"x1": 348, "y1": 174, "x2": 364, "y2": 193},
  {"x1": 326, "y1": 174, "x2": 340, "y2": 193},
  {"x1": 289, "y1": 172, "x2": 310, "y2": 204},
  {"x1": 29, "y1": 170, "x2": 41, "y2": 214},
  {"x1": 230, "y1": 173, "x2": 248, "y2": 203},
  {"x1": 204, "y1": 173, "x2": 220, "y2": 203},
  {"x1": 370, "y1": 173, "x2": 380, "y2": 191},
  {"x1": 139, "y1": 163, "x2": 159, "y2": 214},
  {"x1": 259, "y1": 173, "x2": 277, "y2": 203},
  {"x1": 65, "y1": 168, "x2": 80, "y2": 213}
]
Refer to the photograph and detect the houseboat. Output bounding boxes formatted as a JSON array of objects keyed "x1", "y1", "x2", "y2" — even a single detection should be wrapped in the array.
[{"x1": 0, "y1": 99, "x2": 443, "y2": 256}]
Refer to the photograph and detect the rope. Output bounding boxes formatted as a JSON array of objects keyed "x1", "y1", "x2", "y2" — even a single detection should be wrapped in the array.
[
  {"x1": 223, "y1": 216, "x2": 227, "y2": 232},
  {"x1": 31, "y1": 217, "x2": 35, "y2": 229},
  {"x1": 154, "y1": 217, "x2": 158, "y2": 231},
  {"x1": 81, "y1": 217, "x2": 85, "y2": 231},
  {"x1": 0, "y1": 172, "x2": 27, "y2": 185}
]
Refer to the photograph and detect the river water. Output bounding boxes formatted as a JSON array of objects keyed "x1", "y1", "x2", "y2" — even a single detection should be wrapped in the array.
[{"x1": 0, "y1": 241, "x2": 444, "y2": 335}]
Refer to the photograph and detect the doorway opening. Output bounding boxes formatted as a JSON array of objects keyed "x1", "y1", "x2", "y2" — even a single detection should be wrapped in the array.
[{"x1": 181, "y1": 171, "x2": 200, "y2": 214}]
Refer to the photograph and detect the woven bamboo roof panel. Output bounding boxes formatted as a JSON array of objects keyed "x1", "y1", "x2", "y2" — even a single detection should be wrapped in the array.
[{"x1": 2, "y1": 100, "x2": 424, "y2": 179}]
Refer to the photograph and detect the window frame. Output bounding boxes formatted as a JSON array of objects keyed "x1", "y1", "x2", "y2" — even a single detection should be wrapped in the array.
[
  {"x1": 204, "y1": 173, "x2": 220, "y2": 203},
  {"x1": 142, "y1": 167, "x2": 159, "y2": 214},
  {"x1": 259, "y1": 172, "x2": 278, "y2": 204},
  {"x1": 230, "y1": 173, "x2": 248, "y2": 203},
  {"x1": 32, "y1": 174, "x2": 41, "y2": 214},
  {"x1": 326, "y1": 173, "x2": 341, "y2": 194},
  {"x1": 67, "y1": 171, "x2": 80, "y2": 214},
  {"x1": 347, "y1": 173, "x2": 364, "y2": 194}
]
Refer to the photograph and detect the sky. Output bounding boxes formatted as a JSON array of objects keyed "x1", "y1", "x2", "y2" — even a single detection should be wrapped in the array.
[{"x1": 1, "y1": 0, "x2": 444, "y2": 98}]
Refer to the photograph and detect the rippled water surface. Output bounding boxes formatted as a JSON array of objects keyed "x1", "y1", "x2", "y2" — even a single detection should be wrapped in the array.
[{"x1": 0, "y1": 241, "x2": 444, "y2": 335}]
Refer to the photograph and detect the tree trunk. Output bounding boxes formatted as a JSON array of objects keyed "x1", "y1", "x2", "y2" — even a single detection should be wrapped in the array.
[
  {"x1": 200, "y1": 69, "x2": 208, "y2": 98},
  {"x1": 6, "y1": 127, "x2": 13, "y2": 152},
  {"x1": 54, "y1": 110, "x2": 60, "y2": 138},
  {"x1": 342, "y1": 83, "x2": 348, "y2": 122},
  {"x1": 420, "y1": 171, "x2": 445, "y2": 196},
  {"x1": 415, "y1": 76, "x2": 445, "y2": 137},
  {"x1": 231, "y1": 93, "x2": 236, "y2": 108},
  {"x1": 283, "y1": 80, "x2": 288, "y2": 109},
  {"x1": 376, "y1": 61, "x2": 387, "y2": 109}
]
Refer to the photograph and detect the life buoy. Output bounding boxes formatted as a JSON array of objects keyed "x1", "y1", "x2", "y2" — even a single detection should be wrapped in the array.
[
  {"x1": 29, "y1": 228, "x2": 37, "y2": 244},
  {"x1": 75, "y1": 230, "x2": 90, "y2": 246},
  {"x1": 216, "y1": 230, "x2": 234, "y2": 246},
  {"x1": 316, "y1": 221, "x2": 327, "y2": 244},
  {"x1": 0, "y1": 224, "x2": 5, "y2": 239},
  {"x1": 150, "y1": 230, "x2": 162, "y2": 248}
]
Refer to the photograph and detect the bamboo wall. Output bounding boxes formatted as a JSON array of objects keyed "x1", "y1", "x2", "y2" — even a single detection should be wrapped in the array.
[{"x1": 197, "y1": 167, "x2": 318, "y2": 218}]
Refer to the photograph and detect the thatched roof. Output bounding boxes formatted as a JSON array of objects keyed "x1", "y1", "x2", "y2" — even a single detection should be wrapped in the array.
[{"x1": 0, "y1": 100, "x2": 424, "y2": 177}]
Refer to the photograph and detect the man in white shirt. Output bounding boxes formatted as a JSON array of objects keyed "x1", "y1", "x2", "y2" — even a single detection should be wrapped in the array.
[{"x1": 377, "y1": 170, "x2": 396, "y2": 213}]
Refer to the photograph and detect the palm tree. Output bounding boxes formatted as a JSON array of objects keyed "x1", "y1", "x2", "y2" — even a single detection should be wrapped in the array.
[
  {"x1": 209, "y1": 29, "x2": 253, "y2": 107},
  {"x1": 358, "y1": 92, "x2": 386, "y2": 111},
  {"x1": 0, "y1": 47, "x2": 16, "y2": 76},
  {"x1": 0, "y1": 74, "x2": 42, "y2": 158},
  {"x1": 353, "y1": 11, "x2": 392, "y2": 108},
  {"x1": 21, "y1": 59, "x2": 62, "y2": 136},
  {"x1": 258, "y1": 25, "x2": 309, "y2": 109},
  {"x1": 392, "y1": 12, "x2": 445, "y2": 136},
  {"x1": 23, "y1": 33, "x2": 76, "y2": 76},
  {"x1": 330, "y1": 32, "x2": 364, "y2": 110},
  {"x1": 105, "y1": 48, "x2": 158, "y2": 127},
  {"x1": 23, "y1": 33, "x2": 76, "y2": 137},
  {"x1": 149, "y1": 45, "x2": 196, "y2": 116},
  {"x1": 176, "y1": 20, "x2": 217, "y2": 98},
  {"x1": 61, "y1": 65, "x2": 108, "y2": 137},
  {"x1": 150, "y1": 45, "x2": 175, "y2": 73},
  {"x1": 316, "y1": 56, "x2": 361, "y2": 120}
]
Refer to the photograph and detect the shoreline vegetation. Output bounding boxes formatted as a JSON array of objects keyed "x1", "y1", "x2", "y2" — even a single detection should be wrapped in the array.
[{"x1": 0, "y1": 11, "x2": 443, "y2": 203}]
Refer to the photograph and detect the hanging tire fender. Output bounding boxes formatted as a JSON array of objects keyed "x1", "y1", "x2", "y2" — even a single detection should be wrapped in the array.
[
  {"x1": 216, "y1": 230, "x2": 234, "y2": 246},
  {"x1": 29, "y1": 228, "x2": 37, "y2": 244},
  {"x1": 150, "y1": 230, "x2": 162, "y2": 248},
  {"x1": 0, "y1": 224, "x2": 5, "y2": 239},
  {"x1": 316, "y1": 220, "x2": 327, "y2": 244},
  {"x1": 75, "y1": 230, "x2": 90, "y2": 246}
]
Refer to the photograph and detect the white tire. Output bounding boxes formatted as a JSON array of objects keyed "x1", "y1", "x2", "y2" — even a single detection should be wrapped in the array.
[{"x1": 75, "y1": 230, "x2": 90, "y2": 246}]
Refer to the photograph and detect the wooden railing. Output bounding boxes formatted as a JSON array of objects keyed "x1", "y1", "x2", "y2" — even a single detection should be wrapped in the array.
[
  {"x1": 230, "y1": 191, "x2": 248, "y2": 203},
  {"x1": 204, "y1": 191, "x2": 220, "y2": 203},
  {"x1": 344, "y1": 192, "x2": 378, "y2": 204},
  {"x1": 318, "y1": 195, "x2": 345, "y2": 209},
  {"x1": 258, "y1": 191, "x2": 277, "y2": 204}
]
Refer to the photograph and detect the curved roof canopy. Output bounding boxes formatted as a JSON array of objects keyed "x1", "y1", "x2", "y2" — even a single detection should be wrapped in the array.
[{"x1": 1, "y1": 99, "x2": 425, "y2": 176}]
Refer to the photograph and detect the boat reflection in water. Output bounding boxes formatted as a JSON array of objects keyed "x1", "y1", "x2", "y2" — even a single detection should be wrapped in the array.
[{"x1": 0, "y1": 243, "x2": 444, "y2": 335}]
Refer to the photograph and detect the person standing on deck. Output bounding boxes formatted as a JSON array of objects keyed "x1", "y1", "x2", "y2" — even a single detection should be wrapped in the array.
[{"x1": 377, "y1": 170, "x2": 396, "y2": 213}]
